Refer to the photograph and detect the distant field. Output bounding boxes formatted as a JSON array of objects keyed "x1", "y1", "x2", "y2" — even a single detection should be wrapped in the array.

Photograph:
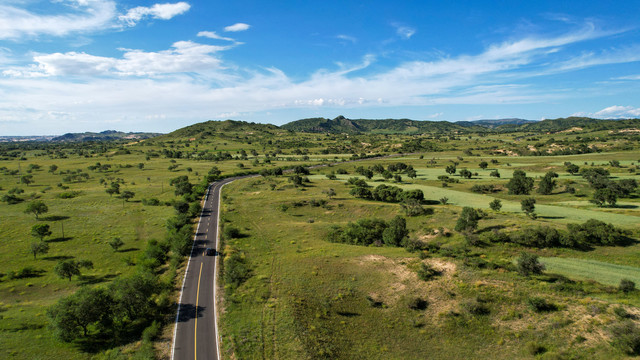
[
  {"x1": 541, "y1": 257, "x2": 640, "y2": 287},
  {"x1": 309, "y1": 174, "x2": 640, "y2": 227}
]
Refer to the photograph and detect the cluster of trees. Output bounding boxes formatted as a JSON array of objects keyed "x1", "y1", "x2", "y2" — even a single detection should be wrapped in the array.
[
  {"x1": 349, "y1": 181, "x2": 424, "y2": 203},
  {"x1": 482, "y1": 219, "x2": 629, "y2": 250},
  {"x1": 355, "y1": 162, "x2": 417, "y2": 181},
  {"x1": 327, "y1": 216, "x2": 409, "y2": 247},
  {"x1": 579, "y1": 167, "x2": 638, "y2": 207},
  {"x1": 48, "y1": 270, "x2": 163, "y2": 342}
]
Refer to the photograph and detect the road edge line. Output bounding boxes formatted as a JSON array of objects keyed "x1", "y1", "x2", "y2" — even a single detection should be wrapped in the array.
[
  {"x1": 214, "y1": 180, "x2": 233, "y2": 360},
  {"x1": 171, "y1": 183, "x2": 213, "y2": 360}
]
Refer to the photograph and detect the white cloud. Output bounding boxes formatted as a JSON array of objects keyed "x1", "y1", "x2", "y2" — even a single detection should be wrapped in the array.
[
  {"x1": 0, "y1": 0, "x2": 117, "y2": 39},
  {"x1": 0, "y1": 1, "x2": 191, "y2": 39},
  {"x1": 6, "y1": 41, "x2": 232, "y2": 77},
  {"x1": 392, "y1": 23, "x2": 416, "y2": 39},
  {"x1": 1, "y1": 22, "x2": 638, "y2": 134},
  {"x1": 336, "y1": 34, "x2": 357, "y2": 43},
  {"x1": 119, "y1": 2, "x2": 191, "y2": 26},
  {"x1": 593, "y1": 105, "x2": 640, "y2": 118},
  {"x1": 224, "y1": 23, "x2": 250, "y2": 32},
  {"x1": 614, "y1": 74, "x2": 640, "y2": 80},
  {"x1": 197, "y1": 31, "x2": 235, "y2": 42}
]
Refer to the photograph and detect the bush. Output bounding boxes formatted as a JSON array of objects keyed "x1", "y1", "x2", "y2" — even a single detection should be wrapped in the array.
[
  {"x1": 526, "y1": 341, "x2": 547, "y2": 356},
  {"x1": 142, "y1": 198, "x2": 161, "y2": 206},
  {"x1": 527, "y1": 297, "x2": 558, "y2": 312},
  {"x1": 408, "y1": 297, "x2": 428, "y2": 310},
  {"x1": 620, "y1": 279, "x2": 636, "y2": 294},
  {"x1": 517, "y1": 252, "x2": 545, "y2": 276},
  {"x1": 417, "y1": 263, "x2": 441, "y2": 281},
  {"x1": 610, "y1": 321, "x2": 640, "y2": 355},
  {"x1": 463, "y1": 300, "x2": 490, "y2": 316},
  {"x1": 223, "y1": 226, "x2": 241, "y2": 239},
  {"x1": 224, "y1": 251, "x2": 251, "y2": 289}
]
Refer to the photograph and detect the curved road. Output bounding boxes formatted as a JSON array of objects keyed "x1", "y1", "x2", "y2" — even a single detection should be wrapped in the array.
[{"x1": 172, "y1": 178, "x2": 237, "y2": 360}]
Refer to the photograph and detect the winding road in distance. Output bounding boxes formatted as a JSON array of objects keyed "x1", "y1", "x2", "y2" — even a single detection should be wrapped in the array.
[{"x1": 171, "y1": 177, "x2": 248, "y2": 360}]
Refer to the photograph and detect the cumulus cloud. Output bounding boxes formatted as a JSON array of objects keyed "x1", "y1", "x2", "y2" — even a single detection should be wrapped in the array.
[
  {"x1": 8, "y1": 41, "x2": 231, "y2": 77},
  {"x1": 224, "y1": 23, "x2": 250, "y2": 32},
  {"x1": 593, "y1": 105, "x2": 640, "y2": 118},
  {"x1": 119, "y1": 2, "x2": 191, "y2": 26}
]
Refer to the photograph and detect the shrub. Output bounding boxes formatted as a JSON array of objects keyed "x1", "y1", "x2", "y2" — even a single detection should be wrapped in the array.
[
  {"x1": 610, "y1": 321, "x2": 640, "y2": 355},
  {"x1": 223, "y1": 226, "x2": 241, "y2": 239},
  {"x1": 463, "y1": 300, "x2": 490, "y2": 316},
  {"x1": 526, "y1": 341, "x2": 547, "y2": 356},
  {"x1": 527, "y1": 297, "x2": 558, "y2": 312},
  {"x1": 417, "y1": 263, "x2": 441, "y2": 281},
  {"x1": 408, "y1": 297, "x2": 428, "y2": 310},
  {"x1": 517, "y1": 252, "x2": 545, "y2": 276},
  {"x1": 620, "y1": 279, "x2": 636, "y2": 294}
]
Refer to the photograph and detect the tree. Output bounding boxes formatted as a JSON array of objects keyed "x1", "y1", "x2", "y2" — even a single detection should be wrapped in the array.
[
  {"x1": 24, "y1": 200, "x2": 48, "y2": 219},
  {"x1": 592, "y1": 187, "x2": 617, "y2": 207},
  {"x1": 31, "y1": 223, "x2": 52, "y2": 241},
  {"x1": 106, "y1": 182, "x2": 120, "y2": 197},
  {"x1": 47, "y1": 286, "x2": 114, "y2": 341},
  {"x1": 382, "y1": 216, "x2": 408, "y2": 246},
  {"x1": 565, "y1": 163, "x2": 580, "y2": 175},
  {"x1": 121, "y1": 190, "x2": 135, "y2": 202},
  {"x1": 170, "y1": 176, "x2": 192, "y2": 196},
  {"x1": 49, "y1": 164, "x2": 58, "y2": 173},
  {"x1": 439, "y1": 197, "x2": 449, "y2": 205},
  {"x1": 521, "y1": 197, "x2": 537, "y2": 218},
  {"x1": 517, "y1": 252, "x2": 545, "y2": 276},
  {"x1": 109, "y1": 237, "x2": 124, "y2": 252},
  {"x1": 393, "y1": 174, "x2": 402, "y2": 182},
  {"x1": 489, "y1": 198, "x2": 502, "y2": 211},
  {"x1": 537, "y1": 171, "x2": 558, "y2": 195},
  {"x1": 455, "y1": 207, "x2": 480, "y2": 233},
  {"x1": 20, "y1": 175, "x2": 34, "y2": 186},
  {"x1": 137, "y1": 163, "x2": 144, "y2": 169},
  {"x1": 54, "y1": 259, "x2": 93, "y2": 281},
  {"x1": 323, "y1": 188, "x2": 336, "y2": 199},
  {"x1": 109, "y1": 271, "x2": 160, "y2": 321},
  {"x1": 382, "y1": 170, "x2": 392, "y2": 180},
  {"x1": 489, "y1": 170, "x2": 500, "y2": 178},
  {"x1": 479, "y1": 161, "x2": 488, "y2": 170},
  {"x1": 459, "y1": 169, "x2": 472, "y2": 179},
  {"x1": 406, "y1": 169, "x2": 417, "y2": 179},
  {"x1": 506, "y1": 170, "x2": 534, "y2": 195},
  {"x1": 445, "y1": 165, "x2": 456, "y2": 175},
  {"x1": 289, "y1": 174, "x2": 304, "y2": 187},
  {"x1": 30, "y1": 241, "x2": 49, "y2": 260}
]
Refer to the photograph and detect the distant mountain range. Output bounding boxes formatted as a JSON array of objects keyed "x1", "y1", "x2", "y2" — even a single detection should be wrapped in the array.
[{"x1": 4, "y1": 116, "x2": 640, "y2": 141}]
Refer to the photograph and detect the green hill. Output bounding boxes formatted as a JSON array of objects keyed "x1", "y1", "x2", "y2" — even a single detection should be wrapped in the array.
[
  {"x1": 281, "y1": 115, "x2": 476, "y2": 134},
  {"x1": 160, "y1": 119, "x2": 283, "y2": 139}
]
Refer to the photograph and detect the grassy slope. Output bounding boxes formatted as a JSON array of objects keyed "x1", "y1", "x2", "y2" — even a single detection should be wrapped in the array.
[
  {"x1": 219, "y1": 176, "x2": 637, "y2": 359},
  {"x1": 541, "y1": 257, "x2": 640, "y2": 287}
]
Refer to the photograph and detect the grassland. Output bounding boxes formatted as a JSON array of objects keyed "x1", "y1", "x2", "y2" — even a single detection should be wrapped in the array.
[{"x1": 0, "y1": 119, "x2": 639, "y2": 359}]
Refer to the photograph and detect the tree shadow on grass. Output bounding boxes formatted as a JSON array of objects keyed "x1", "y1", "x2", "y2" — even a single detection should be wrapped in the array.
[
  {"x1": 118, "y1": 247, "x2": 139, "y2": 253},
  {"x1": 78, "y1": 273, "x2": 118, "y2": 286},
  {"x1": 538, "y1": 216, "x2": 565, "y2": 220},
  {"x1": 46, "y1": 236, "x2": 73, "y2": 243},
  {"x1": 40, "y1": 215, "x2": 70, "y2": 221},
  {"x1": 42, "y1": 255, "x2": 74, "y2": 261},
  {"x1": 614, "y1": 204, "x2": 638, "y2": 209},
  {"x1": 477, "y1": 225, "x2": 506, "y2": 233},
  {"x1": 336, "y1": 311, "x2": 360, "y2": 317}
]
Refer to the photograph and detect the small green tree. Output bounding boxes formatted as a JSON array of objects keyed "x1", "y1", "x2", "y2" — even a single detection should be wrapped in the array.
[
  {"x1": 109, "y1": 237, "x2": 124, "y2": 252},
  {"x1": 323, "y1": 188, "x2": 336, "y2": 199},
  {"x1": 106, "y1": 182, "x2": 120, "y2": 197},
  {"x1": 489, "y1": 198, "x2": 502, "y2": 211},
  {"x1": 24, "y1": 200, "x2": 48, "y2": 219},
  {"x1": 439, "y1": 197, "x2": 449, "y2": 205},
  {"x1": 30, "y1": 241, "x2": 49, "y2": 260},
  {"x1": 517, "y1": 252, "x2": 545, "y2": 276},
  {"x1": 566, "y1": 163, "x2": 580, "y2": 175},
  {"x1": 47, "y1": 286, "x2": 114, "y2": 341},
  {"x1": 478, "y1": 161, "x2": 488, "y2": 170},
  {"x1": 521, "y1": 197, "x2": 537, "y2": 218},
  {"x1": 537, "y1": 171, "x2": 558, "y2": 195},
  {"x1": 121, "y1": 190, "x2": 135, "y2": 202},
  {"x1": 490, "y1": 170, "x2": 500, "y2": 178},
  {"x1": 49, "y1": 164, "x2": 58, "y2": 173},
  {"x1": 445, "y1": 165, "x2": 456, "y2": 175},
  {"x1": 455, "y1": 207, "x2": 480, "y2": 233},
  {"x1": 406, "y1": 169, "x2": 417, "y2": 179},
  {"x1": 382, "y1": 216, "x2": 408, "y2": 246},
  {"x1": 20, "y1": 175, "x2": 34, "y2": 186},
  {"x1": 31, "y1": 223, "x2": 52, "y2": 241},
  {"x1": 54, "y1": 259, "x2": 93, "y2": 281},
  {"x1": 506, "y1": 170, "x2": 534, "y2": 195},
  {"x1": 459, "y1": 169, "x2": 472, "y2": 179}
]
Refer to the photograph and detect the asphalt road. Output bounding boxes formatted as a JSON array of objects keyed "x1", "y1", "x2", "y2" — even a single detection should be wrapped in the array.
[{"x1": 171, "y1": 179, "x2": 232, "y2": 360}]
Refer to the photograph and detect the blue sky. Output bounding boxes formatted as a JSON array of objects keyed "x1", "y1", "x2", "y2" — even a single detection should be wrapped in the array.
[{"x1": 1, "y1": 1, "x2": 640, "y2": 135}]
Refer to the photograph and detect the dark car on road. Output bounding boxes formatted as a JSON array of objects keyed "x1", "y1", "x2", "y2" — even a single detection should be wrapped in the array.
[{"x1": 205, "y1": 248, "x2": 216, "y2": 256}]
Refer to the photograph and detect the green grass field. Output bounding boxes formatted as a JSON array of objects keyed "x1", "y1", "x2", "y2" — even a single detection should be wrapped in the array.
[{"x1": 541, "y1": 257, "x2": 640, "y2": 287}]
